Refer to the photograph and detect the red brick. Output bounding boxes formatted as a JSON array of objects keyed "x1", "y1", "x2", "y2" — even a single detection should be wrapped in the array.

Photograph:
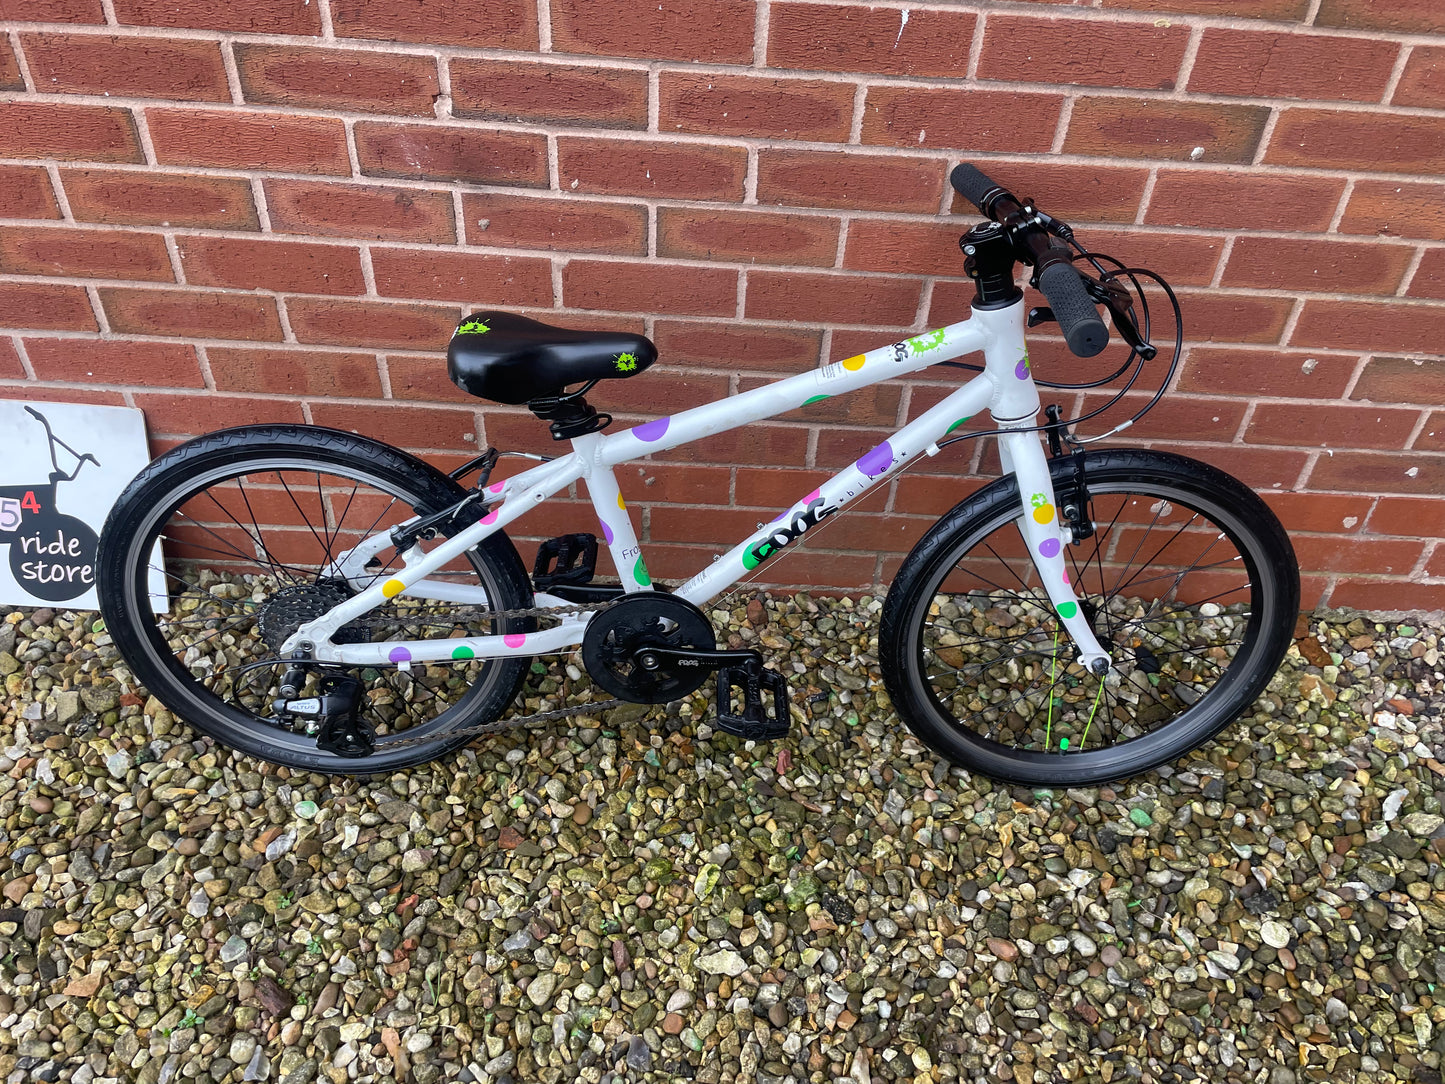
[
  {"x1": 23, "y1": 33, "x2": 229, "y2": 102},
  {"x1": 136, "y1": 391, "x2": 305, "y2": 437},
  {"x1": 1339, "y1": 180, "x2": 1445, "y2": 243},
  {"x1": 371, "y1": 249, "x2": 553, "y2": 306},
  {"x1": 1394, "y1": 46, "x2": 1445, "y2": 110},
  {"x1": 0, "y1": 101, "x2": 140, "y2": 163},
  {"x1": 1061, "y1": 226, "x2": 1224, "y2": 285},
  {"x1": 551, "y1": 0, "x2": 753, "y2": 64},
  {"x1": 1416, "y1": 411, "x2": 1445, "y2": 453},
  {"x1": 1307, "y1": 449, "x2": 1443, "y2": 495},
  {"x1": 0, "y1": 283, "x2": 95, "y2": 330},
  {"x1": 660, "y1": 73, "x2": 854, "y2": 143},
  {"x1": 1178, "y1": 347, "x2": 1357, "y2": 399},
  {"x1": 0, "y1": 340, "x2": 21, "y2": 380},
  {"x1": 563, "y1": 260, "x2": 736, "y2": 317},
  {"x1": 1171, "y1": 290, "x2": 1293, "y2": 345},
  {"x1": 981, "y1": 15, "x2": 1188, "y2": 91},
  {"x1": 355, "y1": 122, "x2": 547, "y2": 188},
  {"x1": 746, "y1": 270, "x2": 920, "y2": 326},
  {"x1": 1, "y1": 0, "x2": 104, "y2": 21},
  {"x1": 657, "y1": 207, "x2": 839, "y2": 267},
  {"x1": 1077, "y1": 393, "x2": 1246, "y2": 443},
  {"x1": 385, "y1": 354, "x2": 479, "y2": 405},
  {"x1": 207, "y1": 347, "x2": 382, "y2": 397},
  {"x1": 614, "y1": 463, "x2": 730, "y2": 506},
  {"x1": 235, "y1": 45, "x2": 439, "y2": 117},
  {"x1": 756, "y1": 149, "x2": 944, "y2": 214},
  {"x1": 651, "y1": 321, "x2": 821, "y2": 374},
  {"x1": 62, "y1": 170, "x2": 257, "y2": 230},
  {"x1": 1260, "y1": 491, "x2": 1373, "y2": 535},
  {"x1": 767, "y1": 3, "x2": 975, "y2": 78},
  {"x1": 812, "y1": 425, "x2": 908, "y2": 471},
  {"x1": 557, "y1": 137, "x2": 748, "y2": 203},
  {"x1": 1316, "y1": 0, "x2": 1444, "y2": 34},
  {"x1": 0, "y1": 384, "x2": 126, "y2": 408},
  {"x1": 1222, "y1": 236, "x2": 1412, "y2": 295},
  {"x1": 264, "y1": 180, "x2": 456, "y2": 244},
  {"x1": 331, "y1": 0, "x2": 537, "y2": 49},
  {"x1": 1189, "y1": 29, "x2": 1398, "y2": 104},
  {"x1": 862, "y1": 85, "x2": 1063, "y2": 154},
  {"x1": 1367, "y1": 496, "x2": 1445, "y2": 538},
  {"x1": 285, "y1": 298, "x2": 460, "y2": 350},
  {"x1": 1246, "y1": 402, "x2": 1419, "y2": 450},
  {"x1": 1352, "y1": 356, "x2": 1445, "y2": 405},
  {"x1": 113, "y1": 0, "x2": 320, "y2": 33},
  {"x1": 1065, "y1": 98, "x2": 1270, "y2": 163},
  {"x1": 842, "y1": 220, "x2": 962, "y2": 277},
  {"x1": 147, "y1": 109, "x2": 350, "y2": 176},
  {"x1": 595, "y1": 372, "x2": 730, "y2": 416},
  {"x1": 1293, "y1": 535, "x2": 1425, "y2": 576},
  {"x1": 1406, "y1": 247, "x2": 1445, "y2": 301},
  {"x1": 1145, "y1": 170, "x2": 1345, "y2": 233},
  {"x1": 452, "y1": 59, "x2": 647, "y2": 129},
  {"x1": 24, "y1": 337, "x2": 203, "y2": 386},
  {"x1": 0, "y1": 37, "x2": 21, "y2": 91},
  {"x1": 177, "y1": 236, "x2": 366, "y2": 296},
  {"x1": 0, "y1": 224, "x2": 172, "y2": 282},
  {"x1": 947, "y1": 160, "x2": 1149, "y2": 224},
  {"x1": 100, "y1": 287, "x2": 282, "y2": 341},
  {"x1": 1102, "y1": 0, "x2": 1309, "y2": 15},
  {"x1": 1328, "y1": 578, "x2": 1445, "y2": 615},
  {"x1": 1267, "y1": 109, "x2": 1445, "y2": 173},
  {"x1": 1292, "y1": 299, "x2": 1445, "y2": 355},
  {"x1": 311, "y1": 402, "x2": 477, "y2": 452},
  {"x1": 0, "y1": 166, "x2": 60, "y2": 219},
  {"x1": 461, "y1": 193, "x2": 647, "y2": 255}
]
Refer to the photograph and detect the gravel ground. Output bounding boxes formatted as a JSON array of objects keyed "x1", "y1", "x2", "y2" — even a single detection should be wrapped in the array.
[{"x1": 0, "y1": 595, "x2": 1443, "y2": 1084}]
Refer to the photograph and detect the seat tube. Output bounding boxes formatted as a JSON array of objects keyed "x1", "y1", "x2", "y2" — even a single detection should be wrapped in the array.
[{"x1": 573, "y1": 433, "x2": 654, "y2": 592}]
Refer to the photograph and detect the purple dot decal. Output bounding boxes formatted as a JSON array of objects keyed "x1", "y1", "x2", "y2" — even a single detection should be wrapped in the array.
[
  {"x1": 1015, "y1": 359, "x2": 1031, "y2": 381},
  {"x1": 855, "y1": 442, "x2": 894, "y2": 479},
  {"x1": 504, "y1": 633, "x2": 527, "y2": 649},
  {"x1": 633, "y1": 417, "x2": 670, "y2": 442},
  {"x1": 1038, "y1": 538, "x2": 1060, "y2": 559},
  {"x1": 388, "y1": 646, "x2": 412, "y2": 663},
  {"x1": 600, "y1": 518, "x2": 615, "y2": 545}
]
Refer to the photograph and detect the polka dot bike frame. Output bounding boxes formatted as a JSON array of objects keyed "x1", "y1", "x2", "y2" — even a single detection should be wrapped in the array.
[{"x1": 282, "y1": 298, "x2": 1112, "y2": 672}]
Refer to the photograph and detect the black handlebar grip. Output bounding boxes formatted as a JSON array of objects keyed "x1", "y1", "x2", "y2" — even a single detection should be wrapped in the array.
[
  {"x1": 950, "y1": 162, "x2": 1006, "y2": 217},
  {"x1": 1038, "y1": 262, "x2": 1109, "y2": 358}
]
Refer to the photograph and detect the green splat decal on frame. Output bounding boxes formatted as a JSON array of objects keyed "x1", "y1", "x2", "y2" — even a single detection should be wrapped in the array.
[
  {"x1": 633, "y1": 555, "x2": 651, "y2": 586},
  {"x1": 945, "y1": 415, "x2": 974, "y2": 434},
  {"x1": 1057, "y1": 601, "x2": 1078, "y2": 620},
  {"x1": 1030, "y1": 493, "x2": 1048, "y2": 509},
  {"x1": 803, "y1": 394, "x2": 831, "y2": 406},
  {"x1": 456, "y1": 318, "x2": 490, "y2": 335},
  {"x1": 615, "y1": 352, "x2": 639, "y2": 373},
  {"x1": 907, "y1": 328, "x2": 947, "y2": 353}
]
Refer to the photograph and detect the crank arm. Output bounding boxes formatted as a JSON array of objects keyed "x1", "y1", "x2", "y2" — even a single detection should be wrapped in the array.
[{"x1": 633, "y1": 645, "x2": 764, "y2": 674}]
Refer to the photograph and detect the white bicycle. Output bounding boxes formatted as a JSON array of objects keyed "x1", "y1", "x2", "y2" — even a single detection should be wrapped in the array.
[{"x1": 97, "y1": 163, "x2": 1299, "y2": 785}]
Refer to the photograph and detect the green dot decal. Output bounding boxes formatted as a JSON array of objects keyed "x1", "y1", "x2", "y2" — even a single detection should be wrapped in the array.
[
  {"x1": 803, "y1": 394, "x2": 831, "y2": 406},
  {"x1": 1057, "y1": 601, "x2": 1079, "y2": 620},
  {"x1": 1060, "y1": 737, "x2": 1070, "y2": 750},
  {"x1": 451, "y1": 645, "x2": 475, "y2": 660},
  {"x1": 945, "y1": 415, "x2": 974, "y2": 434},
  {"x1": 633, "y1": 556, "x2": 651, "y2": 586}
]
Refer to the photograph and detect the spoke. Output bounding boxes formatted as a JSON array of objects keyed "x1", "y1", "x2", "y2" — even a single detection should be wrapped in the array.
[
  {"x1": 278, "y1": 471, "x2": 335, "y2": 572},
  {"x1": 1108, "y1": 512, "x2": 1204, "y2": 602},
  {"x1": 230, "y1": 479, "x2": 303, "y2": 587}
]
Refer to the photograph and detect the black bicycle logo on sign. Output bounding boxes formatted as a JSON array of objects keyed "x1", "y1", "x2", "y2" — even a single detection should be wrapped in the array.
[{"x1": 1, "y1": 406, "x2": 101, "y2": 602}]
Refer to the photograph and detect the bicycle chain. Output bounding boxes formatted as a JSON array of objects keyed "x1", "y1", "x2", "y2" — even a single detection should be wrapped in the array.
[{"x1": 378, "y1": 597, "x2": 631, "y2": 749}]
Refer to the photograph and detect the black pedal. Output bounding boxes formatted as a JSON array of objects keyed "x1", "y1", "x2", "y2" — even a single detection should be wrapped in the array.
[
  {"x1": 533, "y1": 533, "x2": 599, "y2": 589},
  {"x1": 715, "y1": 664, "x2": 790, "y2": 741},
  {"x1": 273, "y1": 673, "x2": 374, "y2": 758}
]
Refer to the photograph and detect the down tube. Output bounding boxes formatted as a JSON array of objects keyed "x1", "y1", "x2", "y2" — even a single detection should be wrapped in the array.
[{"x1": 676, "y1": 376, "x2": 994, "y2": 606}]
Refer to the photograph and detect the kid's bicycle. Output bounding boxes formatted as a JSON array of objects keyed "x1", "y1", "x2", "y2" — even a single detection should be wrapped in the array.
[{"x1": 96, "y1": 164, "x2": 1300, "y2": 786}]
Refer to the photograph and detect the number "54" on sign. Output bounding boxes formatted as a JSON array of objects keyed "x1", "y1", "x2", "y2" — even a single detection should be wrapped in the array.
[{"x1": 0, "y1": 492, "x2": 39, "y2": 532}]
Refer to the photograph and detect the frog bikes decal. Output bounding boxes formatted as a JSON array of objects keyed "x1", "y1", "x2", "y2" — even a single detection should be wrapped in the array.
[{"x1": 741, "y1": 495, "x2": 836, "y2": 570}]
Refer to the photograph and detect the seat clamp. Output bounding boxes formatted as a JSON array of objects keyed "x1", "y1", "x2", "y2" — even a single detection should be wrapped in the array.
[{"x1": 528, "y1": 390, "x2": 611, "y2": 441}]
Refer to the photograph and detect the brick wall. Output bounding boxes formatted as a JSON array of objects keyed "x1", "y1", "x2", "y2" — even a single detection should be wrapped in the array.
[{"x1": 1, "y1": 0, "x2": 1442, "y2": 611}]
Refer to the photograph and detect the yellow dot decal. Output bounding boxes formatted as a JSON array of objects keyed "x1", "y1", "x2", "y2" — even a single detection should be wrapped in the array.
[
  {"x1": 382, "y1": 579, "x2": 405, "y2": 599},
  {"x1": 617, "y1": 493, "x2": 626, "y2": 510},
  {"x1": 842, "y1": 355, "x2": 866, "y2": 371},
  {"x1": 1032, "y1": 503, "x2": 1056, "y2": 525}
]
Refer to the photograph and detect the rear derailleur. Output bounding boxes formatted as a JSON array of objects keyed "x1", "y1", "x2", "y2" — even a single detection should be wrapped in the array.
[{"x1": 272, "y1": 664, "x2": 375, "y2": 758}]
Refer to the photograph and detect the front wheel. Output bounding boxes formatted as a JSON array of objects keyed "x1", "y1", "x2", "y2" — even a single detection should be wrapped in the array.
[
  {"x1": 97, "y1": 425, "x2": 534, "y2": 775},
  {"x1": 880, "y1": 449, "x2": 1299, "y2": 786}
]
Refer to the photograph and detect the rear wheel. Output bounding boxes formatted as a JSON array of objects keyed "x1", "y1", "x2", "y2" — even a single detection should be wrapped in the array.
[
  {"x1": 97, "y1": 425, "x2": 533, "y2": 774},
  {"x1": 880, "y1": 449, "x2": 1298, "y2": 786}
]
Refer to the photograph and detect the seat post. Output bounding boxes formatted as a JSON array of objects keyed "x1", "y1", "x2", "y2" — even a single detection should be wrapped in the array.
[{"x1": 527, "y1": 381, "x2": 612, "y2": 441}]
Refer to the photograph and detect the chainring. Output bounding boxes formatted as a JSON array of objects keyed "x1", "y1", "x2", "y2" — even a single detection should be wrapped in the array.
[{"x1": 580, "y1": 593, "x2": 716, "y2": 704}]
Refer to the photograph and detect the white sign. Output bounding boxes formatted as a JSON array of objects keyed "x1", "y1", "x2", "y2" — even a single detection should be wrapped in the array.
[{"x1": 0, "y1": 399, "x2": 153, "y2": 611}]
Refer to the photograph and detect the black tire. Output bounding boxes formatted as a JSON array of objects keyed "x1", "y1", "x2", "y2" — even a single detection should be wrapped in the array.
[
  {"x1": 97, "y1": 425, "x2": 533, "y2": 775},
  {"x1": 880, "y1": 449, "x2": 1299, "y2": 786}
]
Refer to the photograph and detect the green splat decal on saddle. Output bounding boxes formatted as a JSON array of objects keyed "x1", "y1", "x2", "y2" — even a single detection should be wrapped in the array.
[
  {"x1": 615, "y1": 352, "x2": 639, "y2": 373},
  {"x1": 456, "y1": 318, "x2": 490, "y2": 335}
]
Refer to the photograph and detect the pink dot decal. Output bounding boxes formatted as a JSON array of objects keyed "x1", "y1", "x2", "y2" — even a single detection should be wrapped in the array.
[
  {"x1": 488, "y1": 481, "x2": 505, "y2": 494},
  {"x1": 480, "y1": 509, "x2": 499, "y2": 524},
  {"x1": 503, "y1": 633, "x2": 527, "y2": 649},
  {"x1": 856, "y1": 442, "x2": 894, "y2": 479},
  {"x1": 1038, "y1": 538, "x2": 1060, "y2": 559},
  {"x1": 634, "y1": 417, "x2": 670, "y2": 442},
  {"x1": 1062, "y1": 569, "x2": 1070, "y2": 586},
  {"x1": 600, "y1": 518, "x2": 614, "y2": 545},
  {"x1": 388, "y1": 646, "x2": 412, "y2": 663}
]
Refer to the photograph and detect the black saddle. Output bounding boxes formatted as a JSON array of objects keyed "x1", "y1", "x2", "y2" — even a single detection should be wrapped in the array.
[{"x1": 447, "y1": 312, "x2": 657, "y2": 405}]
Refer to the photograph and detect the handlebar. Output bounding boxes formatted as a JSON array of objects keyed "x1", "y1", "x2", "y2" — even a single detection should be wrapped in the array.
[{"x1": 950, "y1": 163, "x2": 1110, "y2": 358}]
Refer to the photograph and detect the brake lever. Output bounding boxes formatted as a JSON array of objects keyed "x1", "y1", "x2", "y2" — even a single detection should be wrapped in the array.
[{"x1": 1086, "y1": 278, "x2": 1157, "y2": 361}]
